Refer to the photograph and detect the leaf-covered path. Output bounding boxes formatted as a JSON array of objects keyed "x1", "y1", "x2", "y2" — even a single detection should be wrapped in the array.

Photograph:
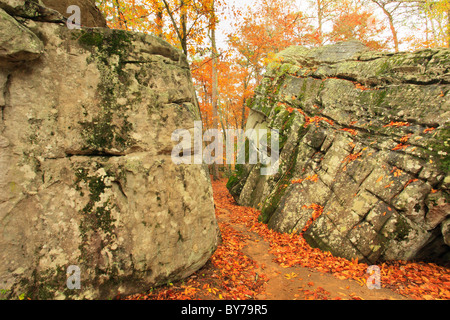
[{"x1": 126, "y1": 178, "x2": 450, "y2": 300}]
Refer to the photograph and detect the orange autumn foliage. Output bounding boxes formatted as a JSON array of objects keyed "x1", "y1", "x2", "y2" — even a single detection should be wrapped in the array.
[
  {"x1": 126, "y1": 180, "x2": 450, "y2": 301},
  {"x1": 292, "y1": 174, "x2": 319, "y2": 185},
  {"x1": 383, "y1": 121, "x2": 410, "y2": 128},
  {"x1": 301, "y1": 203, "x2": 324, "y2": 233}
]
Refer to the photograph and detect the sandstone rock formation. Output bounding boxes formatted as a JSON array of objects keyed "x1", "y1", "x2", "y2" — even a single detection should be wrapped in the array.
[
  {"x1": 228, "y1": 40, "x2": 450, "y2": 264},
  {"x1": 42, "y1": 0, "x2": 107, "y2": 28},
  {"x1": 0, "y1": 0, "x2": 219, "y2": 299}
]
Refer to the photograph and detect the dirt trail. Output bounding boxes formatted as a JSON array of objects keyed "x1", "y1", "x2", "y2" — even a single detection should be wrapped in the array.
[
  {"x1": 127, "y1": 179, "x2": 449, "y2": 301},
  {"x1": 217, "y1": 206, "x2": 408, "y2": 300}
]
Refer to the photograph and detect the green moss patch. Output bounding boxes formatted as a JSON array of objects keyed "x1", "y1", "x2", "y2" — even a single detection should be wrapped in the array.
[{"x1": 74, "y1": 29, "x2": 136, "y2": 152}]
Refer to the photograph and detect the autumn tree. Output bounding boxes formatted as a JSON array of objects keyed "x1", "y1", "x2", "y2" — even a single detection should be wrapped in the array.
[
  {"x1": 307, "y1": 0, "x2": 341, "y2": 46},
  {"x1": 362, "y1": 0, "x2": 450, "y2": 50},
  {"x1": 419, "y1": 0, "x2": 450, "y2": 47},
  {"x1": 329, "y1": 0, "x2": 389, "y2": 49},
  {"x1": 228, "y1": 0, "x2": 311, "y2": 87},
  {"x1": 367, "y1": 0, "x2": 402, "y2": 51},
  {"x1": 96, "y1": 0, "x2": 216, "y2": 58}
]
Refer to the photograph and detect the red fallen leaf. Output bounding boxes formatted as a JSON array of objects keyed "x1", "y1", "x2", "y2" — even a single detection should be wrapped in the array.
[
  {"x1": 345, "y1": 152, "x2": 363, "y2": 163},
  {"x1": 305, "y1": 116, "x2": 334, "y2": 128},
  {"x1": 376, "y1": 175, "x2": 384, "y2": 183},
  {"x1": 404, "y1": 179, "x2": 418, "y2": 189},
  {"x1": 292, "y1": 174, "x2": 318, "y2": 184},
  {"x1": 383, "y1": 121, "x2": 410, "y2": 128},
  {"x1": 392, "y1": 143, "x2": 409, "y2": 151},
  {"x1": 384, "y1": 181, "x2": 394, "y2": 189},
  {"x1": 139, "y1": 178, "x2": 450, "y2": 302},
  {"x1": 340, "y1": 128, "x2": 358, "y2": 136},
  {"x1": 355, "y1": 83, "x2": 371, "y2": 91},
  {"x1": 399, "y1": 134, "x2": 412, "y2": 144}
]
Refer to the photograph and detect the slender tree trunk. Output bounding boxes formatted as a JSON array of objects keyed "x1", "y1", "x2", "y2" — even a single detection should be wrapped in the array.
[
  {"x1": 372, "y1": 1, "x2": 399, "y2": 53},
  {"x1": 180, "y1": 0, "x2": 188, "y2": 56},
  {"x1": 387, "y1": 12, "x2": 399, "y2": 52},
  {"x1": 317, "y1": 0, "x2": 324, "y2": 46},
  {"x1": 156, "y1": 7, "x2": 164, "y2": 38},
  {"x1": 113, "y1": 0, "x2": 127, "y2": 30},
  {"x1": 161, "y1": 0, "x2": 188, "y2": 57},
  {"x1": 447, "y1": 9, "x2": 450, "y2": 48},
  {"x1": 241, "y1": 80, "x2": 248, "y2": 130},
  {"x1": 379, "y1": 4, "x2": 399, "y2": 52},
  {"x1": 210, "y1": 0, "x2": 220, "y2": 181}
]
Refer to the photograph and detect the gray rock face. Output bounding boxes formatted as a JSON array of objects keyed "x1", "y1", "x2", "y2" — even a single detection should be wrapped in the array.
[
  {"x1": 41, "y1": 0, "x2": 107, "y2": 28},
  {"x1": 0, "y1": 7, "x2": 44, "y2": 63},
  {"x1": 228, "y1": 41, "x2": 450, "y2": 264},
  {"x1": 0, "y1": 0, "x2": 63, "y2": 21},
  {"x1": 0, "y1": 1, "x2": 219, "y2": 299}
]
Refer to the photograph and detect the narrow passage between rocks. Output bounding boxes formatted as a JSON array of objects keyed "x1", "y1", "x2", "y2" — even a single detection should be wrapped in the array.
[{"x1": 126, "y1": 179, "x2": 450, "y2": 301}]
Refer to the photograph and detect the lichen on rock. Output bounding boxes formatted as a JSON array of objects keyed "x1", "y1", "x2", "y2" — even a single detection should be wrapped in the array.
[
  {"x1": 0, "y1": 0, "x2": 218, "y2": 299},
  {"x1": 228, "y1": 40, "x2": 450, "y2": 264}
]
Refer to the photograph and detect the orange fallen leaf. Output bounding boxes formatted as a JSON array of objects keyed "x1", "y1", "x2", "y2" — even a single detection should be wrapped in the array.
[
  {"x1": 383, "y1": 121, "x2": 410, "y2": 128},
  {"x1": 138, "y1": 178, "x2": 450, "y2": 302},
  {"x1": 384, "y1": 181, "x2": 394, "y2": 189},
  {"x1": 284, "y1": 272, "x2": 298, "y2": 280}
]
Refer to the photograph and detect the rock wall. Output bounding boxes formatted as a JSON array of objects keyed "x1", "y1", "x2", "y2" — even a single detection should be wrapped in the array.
[
  {"x1": 228, "y1": 41, "x2": 450, "y2": 264},
  {"x1": 42, "y1": 0, "x2": 108, "y2": 28},
  {"x1": 0, "y1": 0, "x2": 219, "y2": 299}
]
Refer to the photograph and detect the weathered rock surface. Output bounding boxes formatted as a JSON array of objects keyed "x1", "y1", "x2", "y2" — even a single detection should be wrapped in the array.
[
  {"x1": 0, "y1": 1, "x2": 219, "y2": 299},
  {"x1": 0, "y1": 7, "x2": 44, "y2": 63},
  {"x1": 228, "y1": 40, "x2": 450, "y2": 264},
  {"x1": 42, "y1": 0, "x2": 108, "y2": 28},
  {"x1": 0, "y1": 0, "x2": 63, "y2": 21}
]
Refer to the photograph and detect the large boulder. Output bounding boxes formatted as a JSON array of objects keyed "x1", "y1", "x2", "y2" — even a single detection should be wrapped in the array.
[
  {"x1": 228, "y1": 40, "x2": 450, "y2": 264},
  {"x1": 0, "y1": 6, "x2": 44, "y2": 63},
  {"x1": 41, "y1": 0, "x2": 108, "y2": 28},
  {"x1": 0, "y1": 1, "x2": 219, "y2": 299}
]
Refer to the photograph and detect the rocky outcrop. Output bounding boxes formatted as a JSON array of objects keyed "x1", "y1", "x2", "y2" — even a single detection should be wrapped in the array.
[
  {"x1": 228, "y1": 41, "x2": 450, "y2": 264},
  {"x1": 42, "y1": 0, "x2": 107, "y2": 28},
  {"x1": 0, "y1": 0, "x2": 219, "y2": 299}
]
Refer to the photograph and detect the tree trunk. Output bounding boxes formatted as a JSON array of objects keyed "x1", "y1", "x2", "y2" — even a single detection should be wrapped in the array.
[
  {"x1": 210, "y1": 0, "x2": 220, "y2": 181},
  {"x1": 161, "y1": 0, "x2": 188, "y2": 57},
  {"x1": 113, "y1": 0, "x2": 127, "y2": 30},
  {"x1": 180, "y1": 0, "x2": 188, "y2": 57},
  {"x1": 317, "y1": 0, "x2": 323, "y2": 46},
  {"x1": 156, "y1": 7, "x2": 164, "y2": 38},
  {"x1": 241, "y1": 79, "x2": 248, "y2": 130},
  {"x1": 387, "y1": 13, "x2": 399, "y2": 52},
  {"x1": 447, "y1": 9, "x2": 450, "y2": 48},
  {"x1": 372, "y1": 1, "x2": 399, "y2": 53}
]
